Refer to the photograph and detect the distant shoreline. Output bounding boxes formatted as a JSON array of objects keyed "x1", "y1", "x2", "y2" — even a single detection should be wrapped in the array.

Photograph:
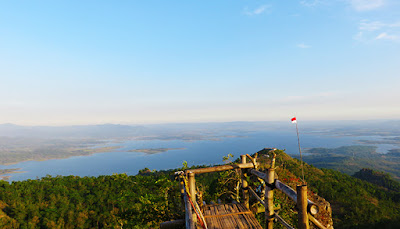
[
  {"x1": 0, "y1": 168, "x2": 25, "y2": 181},
  {"x1": 0, "y1": 146, "x2": 122, "y2": 166},
  {"x1": 128, "y1": 148, "x2": 186, "y2": 154}
]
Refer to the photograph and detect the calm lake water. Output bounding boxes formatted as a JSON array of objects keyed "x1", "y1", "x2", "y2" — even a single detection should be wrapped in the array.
[{"x1": 1, "y1": 131, "x2": 398, "y2": 182}]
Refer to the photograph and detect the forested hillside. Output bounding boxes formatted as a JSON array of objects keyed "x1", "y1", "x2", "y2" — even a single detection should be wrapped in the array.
[
  {"x1": 259, "y1": 149, "x2": 400, "y2": 229},
  {"x1": 301, "y1": 145, "x2": 400, "y2": 180},
  {"x1": 0, "y1": 149, "x2": 399, "y2": 228},
  {"x1": 0, "y1": 173, "x2": 183, "y2": 228},
  {"x1": 353, "y1": 168, "x2": 400, "y2": 192}
]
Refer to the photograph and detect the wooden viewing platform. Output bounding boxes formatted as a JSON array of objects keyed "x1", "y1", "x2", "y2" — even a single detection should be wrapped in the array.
[
  {"x1": 162, "y1": 151, "x2": 333, "y2": 229},
  {"x1": 203, "y1": 203, "x2": 262, "y2": 229}
]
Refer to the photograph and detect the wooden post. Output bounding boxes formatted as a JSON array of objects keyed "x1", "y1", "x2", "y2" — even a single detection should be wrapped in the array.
[
  {"x1": 297, "y1": 185, "x2": 309, "y2": 229},
  {"x1": 241, "y1": 155, "x2": 249, "y2": 209},
  {"x1": 188, "y1": 172, "x2": 196, "y2": 204},
  {"x1": 180, "y1": 176, "x2": 185, "y2": 212},
  {"x1": 188, "y1": 172, "x2": 197, "y2": 225},
  {"x1": 266, "y1": 168, "x2": 275, "y2": 229}
]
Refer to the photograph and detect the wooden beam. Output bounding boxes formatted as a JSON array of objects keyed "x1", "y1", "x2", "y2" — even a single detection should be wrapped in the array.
[
  {"x1": 241, "y1": 155, "x2": 250, "y2": 209},
  {"x1": 246, "y1": 154, "x2": 258, "y2": 169},
  {"x1": 275, "y1": 180, "x2": 319, "y2": 215},
  {"x1": 248, "y1": 186, "x2": 265, "y2": 206},
  {"x1": 249, "y1": 169, "x2": 268, "y2": 181},
  {"x1": 308, "y1": 213, "x2": 328, "y2": 229},
  {"x1": 275, "y1": 180, "x2": 297, "y2": 201},
  {"x1": 186, "y1": 162, "x2": 257, "y2": 174}
]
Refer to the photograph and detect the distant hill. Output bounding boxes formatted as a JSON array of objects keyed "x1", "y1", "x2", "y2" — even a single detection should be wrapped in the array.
[
  {"x1": 353, "y1": 168, "x2": 400, "y2": 192},
  {"x1": 301, "y1": 145, "x2": 400, "y2": 181}
]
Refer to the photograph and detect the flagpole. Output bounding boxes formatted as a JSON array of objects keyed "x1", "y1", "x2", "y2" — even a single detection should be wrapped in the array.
[{"x1": 294, "y1": 118, "x2": 305, "y2": 184}]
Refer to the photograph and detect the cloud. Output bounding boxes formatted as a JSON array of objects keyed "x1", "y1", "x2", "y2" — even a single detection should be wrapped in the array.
[
  {"x1": 349, "y1": 0, "x2": 385, "y2": 11},
  {"x1": 297, "y1": 43, "x2": 311, "y2": 48},
  {"x1": 300, "y1": 0, "x2": 325, "y2": 7},
  {"x1": 355, "y1": 20, "x2": 400, "y2": 42},
  {"x1": 359, "y1": 21, "x2": 386, "y2": 31},
  {"x1": 376, "y1": 32, "x2": 399, "y2": 40},
  {"x1": 244, "y1": 5, "x2": 270, "y2": 16},
  {"x1": 359, "y1": 20, "x2": 400, "y2": 32}
]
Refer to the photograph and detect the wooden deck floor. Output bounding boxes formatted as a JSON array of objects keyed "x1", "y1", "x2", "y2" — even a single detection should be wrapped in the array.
[{"x1": 202, "y1": 203, "x2": 263, "y2": 229}]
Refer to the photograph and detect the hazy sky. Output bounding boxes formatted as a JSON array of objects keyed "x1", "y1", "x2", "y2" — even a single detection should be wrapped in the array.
[{"x1": 1, "y1": 0, "x2": 399, "y2": 125}]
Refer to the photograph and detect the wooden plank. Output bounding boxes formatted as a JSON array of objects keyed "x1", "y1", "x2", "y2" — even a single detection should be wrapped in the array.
[
  {"x1": 230, "y1": 204, "x2": 246, "y2": 229},
  {"x1": 224, "y1": 204, "x2": 239, "y2": 229},
  {"x1": 186, "y1": 163, "x2": 258, "y2": 174},
  {"x1": 203, "y1": 203, "x2": 262, "y2": 229},
  {"x1": 237, "y1": 204, "x2": 262, "y2": 229},
  {"x1": 204, "y1": 211, "x2": 253, "y2": 218}
]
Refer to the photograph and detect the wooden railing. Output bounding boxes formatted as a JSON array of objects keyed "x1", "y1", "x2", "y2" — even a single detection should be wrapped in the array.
[
  {"x1": 243, "y1": 153, "x2": 326, "y2": 229},
  {"x1": 175, "y1": 152, "x2": 331, "y2": 229}
]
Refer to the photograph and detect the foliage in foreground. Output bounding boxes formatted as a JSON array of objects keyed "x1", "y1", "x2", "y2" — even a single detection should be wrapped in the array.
[{"x1": 0, "y1": 173, "x2": 182, "y2": 228}]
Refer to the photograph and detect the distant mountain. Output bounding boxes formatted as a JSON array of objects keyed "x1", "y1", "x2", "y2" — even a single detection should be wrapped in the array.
[{"x1": 0, "y1": 123, "x2": 147, "y2": 139}]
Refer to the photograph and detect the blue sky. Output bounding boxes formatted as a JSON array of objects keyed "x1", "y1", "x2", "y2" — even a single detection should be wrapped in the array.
[{"x1": 0, "y1": 0, "x2": 399, "y2": 125}]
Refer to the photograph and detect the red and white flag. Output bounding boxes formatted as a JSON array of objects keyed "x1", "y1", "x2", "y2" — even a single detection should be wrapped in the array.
[{"x1": 291, "y1": 117, "x2": 297, "y2": 123}]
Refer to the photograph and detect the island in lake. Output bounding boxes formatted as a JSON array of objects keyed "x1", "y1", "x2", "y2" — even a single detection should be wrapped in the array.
[
  {"x1": 128, "y1": 148, "x2": 186, "y2": 154},
  {"x1": 0, "y1": 168, "x2": 24, "y2": 181}
]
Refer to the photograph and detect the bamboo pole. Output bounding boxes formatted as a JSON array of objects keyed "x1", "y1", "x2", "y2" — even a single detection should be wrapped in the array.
[
  {"x1": 179, "y1": 176, "x2": 185, "y2": 212},
  {"x1": 275, "y1": 180, "x2": 319, "y2": 215},
  {"x1": 246, "y1": 154, "x2": 258, "y2": 169},
  {"x1": 182, "y1": 179, "x2": 195, "y2": 229},
  {"x1": 308, "y1": 213, "x2": 328, "y2": 229},
  {"x1": 297, "y1": 185, "x2": 309, "y2": 229},
  {"x1": 188, "y1": 172, "x2": 196, "y2": 204},
  {"x1": 266, "y1": 168, "x2": 275, "y2": 229},
  {"x1": 248, "y1": 186, "x2": 265, "y2": 206},
  {"x1": 241, "y1": 155, "x2": 250, "y2": 209},
  {"x1": 186, "y1": 163, "x2": 257, "y2": 174},
  {"x1": 274, "y1": 213, "x2": 295, "y2": 229},
  {"x1": 250, "y1": 169, "x2": 268, "y2": 181},
  {"x1": 188, "y1": 172, "x2": 197, "y2": 225}
]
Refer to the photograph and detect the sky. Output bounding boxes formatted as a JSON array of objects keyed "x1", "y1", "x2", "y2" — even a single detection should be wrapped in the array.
[{"x1": 0, "y1": 0, "x2": 399, "y2": 125}]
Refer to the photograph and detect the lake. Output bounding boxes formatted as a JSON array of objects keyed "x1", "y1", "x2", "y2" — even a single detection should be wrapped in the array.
[{"x1": 1, "y1": 130, "x2": 398, "y2": 182}]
